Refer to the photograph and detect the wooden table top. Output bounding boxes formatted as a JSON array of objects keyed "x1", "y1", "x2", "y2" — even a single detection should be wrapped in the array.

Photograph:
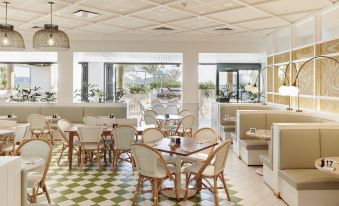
[
  {"x1": 153, "y1": 137, "x2": 217, "y2": 156},
  {"x1": 155, "y1": 115, "x2": 182, "y2": 121},
  {"x1": 315, "y1": 157, "x2": 339, "y2": 178},
  {"x1": 246, "y1": 129, "x2": 271, "y2": 140}
]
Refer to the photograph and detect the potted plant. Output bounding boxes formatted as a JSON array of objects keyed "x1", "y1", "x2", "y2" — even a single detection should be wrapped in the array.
[{"x1": 217, "y1": 84, "x2": 234, "y2": 103}]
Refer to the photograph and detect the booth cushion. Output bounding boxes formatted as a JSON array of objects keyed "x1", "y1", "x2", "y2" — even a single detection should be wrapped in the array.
[
  {"x1": 240, "y1": 139, "x2": 268, "y2": 150},
  {"x1": 260, "y1": 154, "x2": 273, "y2": 169},
  {"x1": 279, "y1": 129, "x2": 320, "y2": 169},
  {"x1": 279, "y1": 169, "x2": 339, "y2": 190},
  {"x1": 220, "y1": 124, "x2": 235, "y2": 132}
]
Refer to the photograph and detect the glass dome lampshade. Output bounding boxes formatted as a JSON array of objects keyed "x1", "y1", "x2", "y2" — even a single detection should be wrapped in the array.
[
  {"x1": 278, "y1": 85, "x2": 289, "y2": 96},
  {"x1": 0, "y1": 2, "x2": 25, "y2": 51},
  {"x1": 32, "y1": 2, "x2": 70, "y2": 51}
]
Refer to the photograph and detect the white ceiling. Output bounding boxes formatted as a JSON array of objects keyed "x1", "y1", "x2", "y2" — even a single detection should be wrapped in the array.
[{"x1": 0, "y1": 0, "x2": 337, "y2": 40}]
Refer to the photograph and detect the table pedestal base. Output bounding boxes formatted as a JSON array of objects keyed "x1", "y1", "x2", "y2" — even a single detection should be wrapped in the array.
[{"x1": 161, "y1": 187, "x2": 197, "y2": 199}]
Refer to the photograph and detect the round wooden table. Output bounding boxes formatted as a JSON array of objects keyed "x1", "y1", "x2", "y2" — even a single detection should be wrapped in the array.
[{"x1": 315, "y1": 157, "x2": 339, "y2": 177}]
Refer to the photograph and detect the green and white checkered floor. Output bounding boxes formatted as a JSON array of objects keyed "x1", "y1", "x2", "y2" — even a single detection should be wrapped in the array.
[{"x1": 38, "y1": 144, "x2": 242, "y2": 206}]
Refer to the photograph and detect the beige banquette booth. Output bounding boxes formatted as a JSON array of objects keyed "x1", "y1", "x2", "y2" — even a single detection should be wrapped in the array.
[
  {"x1": 0, "y1": 103, "x2": 127, "y2": 139},
  {"x1": 211, "y1": 102, "x2": 274, "y2": 142},
  {"x1": 266, "y1": 123, "x2": 339, "y2": 206},
  {"x1": 236, "y1": 110, "x2": 335, "y2": 166}
]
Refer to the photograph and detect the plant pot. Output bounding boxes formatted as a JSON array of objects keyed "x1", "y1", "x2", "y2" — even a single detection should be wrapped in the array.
[{"x1": 99, "y1": 98, "x2": 102, "y2": 103}]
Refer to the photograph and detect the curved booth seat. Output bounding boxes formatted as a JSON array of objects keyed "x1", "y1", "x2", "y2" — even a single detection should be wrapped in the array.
[
  {"x1": 0, "y1": 103, "x2": 127, "y2": 123},
  {"x1": 236, "y1": 110, "x2": 336, "y2": 166},
  {"x1": 210, "y1": 102, "x2": 275, "y2": 143},
  {"x1": 270, "y1": 125, "x2": 339, "y2": 206},
  {"x1": 0, "y1": 103, "x2": 127, "y2": 140}
]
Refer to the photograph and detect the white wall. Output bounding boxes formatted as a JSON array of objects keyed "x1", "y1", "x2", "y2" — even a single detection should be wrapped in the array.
[{"x1": 30, "y1": 66, "x2": 51, "y2": 91}]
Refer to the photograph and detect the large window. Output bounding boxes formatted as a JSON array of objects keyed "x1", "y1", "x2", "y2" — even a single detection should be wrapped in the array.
[{"x1": 0, "y1": 64, "x2": 57, "y2": 102}]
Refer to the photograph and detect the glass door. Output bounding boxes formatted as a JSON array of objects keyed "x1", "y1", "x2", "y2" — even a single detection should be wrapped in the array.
[{"x1": 216, "y1": 70, "x2": 238, "y2": 102}]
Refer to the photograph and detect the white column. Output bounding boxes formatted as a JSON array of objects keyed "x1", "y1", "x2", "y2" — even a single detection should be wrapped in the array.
[
  {"x1": 182, "y1": 51, "x2": 199, "y2": 131},
  {"x1": 57, "y1": 51, "x2": 73, "y2": 103}
]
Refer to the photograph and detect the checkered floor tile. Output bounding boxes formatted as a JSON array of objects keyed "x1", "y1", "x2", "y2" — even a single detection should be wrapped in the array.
[{"x1": 37, "y1": 144, "x2": 242, "y2": 205}]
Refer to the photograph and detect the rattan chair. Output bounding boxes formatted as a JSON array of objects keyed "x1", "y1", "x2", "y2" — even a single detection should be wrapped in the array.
[
  {"x1": 111, "y1": 125, "x2": 137, "y2": 171},
  {"x1": 182, "y1": 128, "x2": 217, "y2": 165},
  {"x1": 57, "y1": 119, "x2": 81, "y2": 166},
  {"x1": 27, "y1": 114, "x2": 54, "y2": 145},
  {"x1": 15, "y1": 139, "x2": 52, "y2": 204},
  {"x1": 0, "y1": 120, "x2": 17, "y2": 155},
  {"x1": 131, "y1": 143, "x2": 178, "y2": 205},
  {"x1": 174, "y1": 114, "x2": 194, "y2": 137},
  {"x1": 78, "y1": 126, "x2": 105, "y2": 171},
  {"x1": 83, "y1": 115, "x2": 100, "y2": 126},
  {"x1": 183, "y1": 140, "x2": 232, "y2": 205}
]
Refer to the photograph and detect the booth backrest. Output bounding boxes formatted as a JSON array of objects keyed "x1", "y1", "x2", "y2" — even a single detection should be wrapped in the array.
[
  {"x1": 41, "y1": 106, "x2": 84, "y2": 123},
  {"x1": 0, "y1": 104, "x2": 127, "y2": 123},
  {"x1": 278, "y1": 128, "x2": 339, "y2": 170},
  {"x1": 238, "y1": 111, "x2": 335, "y2": 140},
  {"x1": 83, "y1": 106, "x2": 126, "y2": 119},
  {"x1": 2, "y1": 105, "x2": 41, "y2": 123},
  {"x1": 220, "y1": 104, "x2": 273, "y2": 125}
]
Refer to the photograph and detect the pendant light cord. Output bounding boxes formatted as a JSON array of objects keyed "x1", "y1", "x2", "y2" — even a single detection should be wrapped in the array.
[
  {"x1": 49, "y1": 2, "x2": 53, "y2": 25},
  {"x1": 4, "y1": 2, "x2": 8, "y2": 25}
]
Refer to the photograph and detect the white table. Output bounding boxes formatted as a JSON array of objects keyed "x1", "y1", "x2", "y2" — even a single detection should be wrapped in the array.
[
  {"x1": 246, "y1": 129, "x2": 271, "y2": 175},
  {"x1": 0, "y1": 115, "x2": 18, "y2": 120},
  {"x1": 44, "y1": 116, "x2": 61, "y2": 123},
  {"x1": 21, "y1": 157, "x2": 45, "y2": 206},
  {"x1": 315, "y1": 157, "x2": 339, "y2": 178}
]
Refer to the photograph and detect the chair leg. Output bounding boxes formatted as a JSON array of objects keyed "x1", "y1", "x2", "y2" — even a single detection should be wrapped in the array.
[
  {"x1": 97, "y1": 149, "x2": 102, "y2": 172},
  {"x1": 31, "y1": 188, "x2": 37, "y2": 203},
  {"x1": 80, "y1": 148, "x2": 85, "y2": 171},
  {"x1": 153, "y1": 178, "x2": 159, "y2": 206},
  {"x1": 184, "y1": 173, "x2": 189, "y2": 201},
  {"x1": 42, "y1": 185, "x2": 51, "y2": 204},
  {"x1": 213, "y1": 176, "x2": 219, "y2": 206},
  {"x1": 220, "y1": 173, "x2": 231, "y2": 201},
  {"x1": 57, "y1": 144, "x2": 66, "y2": 166},
  {"x1": 132, "y1": 174, "x2": 142, "y2": 204}
]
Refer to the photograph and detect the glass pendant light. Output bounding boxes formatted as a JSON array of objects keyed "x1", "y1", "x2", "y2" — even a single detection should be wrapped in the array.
[
  {"x1": 33, "y1": 2, "x2": 70, "y2": 51},
  {"x1": 0, "y1": 2, "x2": 25, "y2": 50}
]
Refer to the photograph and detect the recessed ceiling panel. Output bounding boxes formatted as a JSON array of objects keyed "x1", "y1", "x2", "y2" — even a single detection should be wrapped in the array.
[
  {"x1": 236, "y1": 18, "x2": 288, "y2": 30},
  {"x1": 257, "y1": 0, "x2": 330, "y2": 15},
  {"x1": 209, "y1": 7, "x2": 270, "y2": 23},
  {"x1": 102, "y1": 16, "x2": 154, "y2": 29},
  {"x1": 8, "y1": 0, "x2": 69, "y2": 13},
  {"x1": 81, "y1": 0, "x2": 154, "y2": 14},
  {"x1": 134, "y1": 7, "x2": 192, "y2": 23},
  {"x1": 170, "y1": 0, "x2": 242, "y2": 15},
  {"x1": 171, "y1": 17, "x2": 223, "y2": 30},
  {"x1": 80, "y1": 24, "x2": 125, "y2": 34}
]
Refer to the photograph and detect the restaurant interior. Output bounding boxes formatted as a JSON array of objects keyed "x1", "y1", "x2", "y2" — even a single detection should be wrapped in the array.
[{"x1": 0, "y1": 0, "x2": 339, "y2": 206}]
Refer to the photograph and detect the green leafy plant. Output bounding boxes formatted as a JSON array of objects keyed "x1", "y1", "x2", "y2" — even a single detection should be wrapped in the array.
[
  {"x1": 128, "y1": 84, "x2": 148, "y2": 94},
  {"x1": 199, "y1": 81, "x2": 215, "y2": 90}
]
